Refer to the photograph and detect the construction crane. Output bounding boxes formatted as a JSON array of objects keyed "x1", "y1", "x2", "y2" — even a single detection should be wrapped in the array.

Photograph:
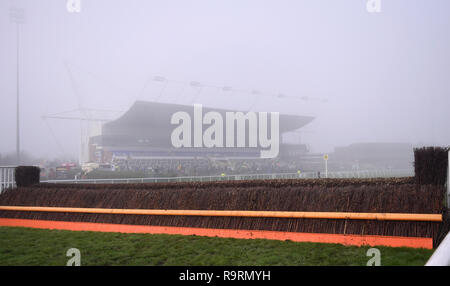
[
  {"x1": 42, "y1": 62, "x2": 124, "y2": 164},
  {"x1": 41, "y1": 108, "x2": 121, "y2": 164}
]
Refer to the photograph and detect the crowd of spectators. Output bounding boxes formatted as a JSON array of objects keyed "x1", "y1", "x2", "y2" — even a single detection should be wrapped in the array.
[{"x1": 111, "y1": 157, "x2": 308, "y2": 176}]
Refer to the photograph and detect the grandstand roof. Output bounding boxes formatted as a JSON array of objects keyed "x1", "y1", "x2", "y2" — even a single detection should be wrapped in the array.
[{"x1": 102, "y1": 101, "x2": 314, "y2": 138}]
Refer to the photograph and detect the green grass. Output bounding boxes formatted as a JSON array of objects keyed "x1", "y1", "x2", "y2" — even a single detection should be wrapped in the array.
[{"x1": 0, "y1": 226, "x2": 433, "y2": 266}]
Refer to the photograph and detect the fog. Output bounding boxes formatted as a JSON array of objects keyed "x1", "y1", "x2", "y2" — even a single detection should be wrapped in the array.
[{"x1": 1, "y1": 0, "x2": 449, "y2": 161}]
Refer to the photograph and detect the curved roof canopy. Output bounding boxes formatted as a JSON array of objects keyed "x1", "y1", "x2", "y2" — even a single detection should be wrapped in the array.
[{"x1": 103, "y1": 101, "x2": 314, "y2": 138}]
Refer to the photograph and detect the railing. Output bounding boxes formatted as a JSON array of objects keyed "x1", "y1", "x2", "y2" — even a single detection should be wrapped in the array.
[
  {"x1": 41, "y1": 169, "x2": 414, "y2": 184},
  {"x1": 0, "y1": 166, "x2": 16, "y2": 193}
]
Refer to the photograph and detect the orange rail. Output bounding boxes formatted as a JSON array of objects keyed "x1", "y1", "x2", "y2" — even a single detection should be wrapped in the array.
[
  {"x1": 0, "y1": 206, "x2": 442, "y2": 222},
  {"x1": 0, "y1": 218, "x2": 434, "y2": 249}
]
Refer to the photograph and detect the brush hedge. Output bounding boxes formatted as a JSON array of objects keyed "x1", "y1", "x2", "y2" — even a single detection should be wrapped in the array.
[
  {"x1": 14, "y1": 166, "x2": 40, "y2": 187},
  {"x1": 414, "y1": 146, "x2": 449, "y2": 186},
  {"x1": 0, "y1": 182, "x2": 445, "y2": 246}
]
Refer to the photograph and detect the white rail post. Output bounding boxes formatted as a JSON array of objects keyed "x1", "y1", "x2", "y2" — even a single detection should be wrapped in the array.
[
  {"x1": 7, "y1": 168, "x2": 11, "y2": 189},
  {"x1": 12, "y1": 167, "x2": 15, "y2": 188},
  {"x1": 0, "y1": 168, "x2": 3, "y2": 193}
]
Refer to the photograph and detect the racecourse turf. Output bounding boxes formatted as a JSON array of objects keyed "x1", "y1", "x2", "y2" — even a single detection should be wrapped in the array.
[{"x1": 0, "y1": 226, "x2": 433, "y2": 266}]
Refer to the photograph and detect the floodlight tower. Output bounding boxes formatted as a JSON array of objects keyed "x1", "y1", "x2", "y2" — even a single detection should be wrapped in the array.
[{"x1": 10, "y1": 7, "x2": 25, "y2": 165}]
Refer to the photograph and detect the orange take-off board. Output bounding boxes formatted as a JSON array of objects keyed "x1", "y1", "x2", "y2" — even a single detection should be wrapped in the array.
[{"x1": 0, "y1": 218, "x2": 433, "y2": 249}]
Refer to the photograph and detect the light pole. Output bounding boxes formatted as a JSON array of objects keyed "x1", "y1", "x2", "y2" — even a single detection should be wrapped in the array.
[{"x1": 9, "y1": 7, "x2": 25, "y2": 165}]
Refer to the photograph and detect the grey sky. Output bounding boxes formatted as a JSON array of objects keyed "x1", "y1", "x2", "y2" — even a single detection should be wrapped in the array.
[{"x1": 0, "y1": 0, "x2": 449, "y2": 159}]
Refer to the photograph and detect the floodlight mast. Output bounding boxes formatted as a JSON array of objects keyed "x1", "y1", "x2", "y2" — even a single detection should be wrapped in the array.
[{"x1": 10, "y1": 7, "x2": 25, "y2": 165}]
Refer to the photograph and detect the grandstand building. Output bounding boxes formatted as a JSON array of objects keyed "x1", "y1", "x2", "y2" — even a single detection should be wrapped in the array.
[{"x1": 88, "y1": 101, "x2": 314, "y2": 168}]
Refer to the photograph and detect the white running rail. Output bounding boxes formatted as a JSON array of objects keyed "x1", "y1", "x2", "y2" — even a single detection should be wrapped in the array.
[
  {"x1": 0, "y1": 166, "x2": 16, "y2": 194},
  {"x1": 41, "y1": 169, "x2": 414, "y2": 184}
]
